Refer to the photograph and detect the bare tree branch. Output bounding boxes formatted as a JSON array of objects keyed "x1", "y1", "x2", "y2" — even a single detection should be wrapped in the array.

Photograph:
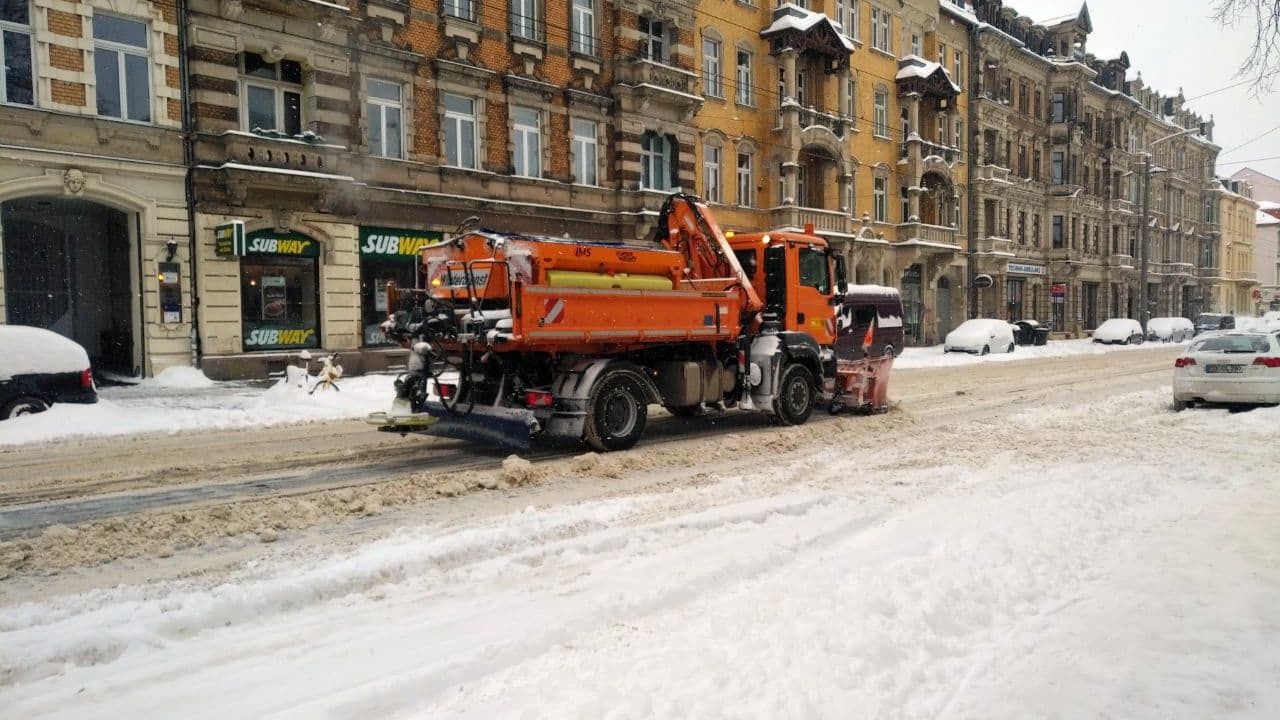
[{"x1": 1214, "y1": 0, "x2": 1280, "y2": 94}]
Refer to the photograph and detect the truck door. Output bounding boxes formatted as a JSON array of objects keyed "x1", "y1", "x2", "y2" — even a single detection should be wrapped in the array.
[{"x1": 795, "y1": 245, "x2": 836, "y2": 345}]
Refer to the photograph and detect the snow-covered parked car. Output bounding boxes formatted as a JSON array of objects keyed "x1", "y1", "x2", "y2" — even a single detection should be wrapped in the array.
[
  {"x1": 1092, "y1": 318, "x2": 1145, "y2": 345},
  {"x1": 944, "y1": 319, "x2": 1016, "y2": 355},
  {"x1": 1195, "y1": 313, "x2": 1235, "y2": 335},
  {"x1": 1173, "y1": 331, "x2": 1280, "y2": 410},
  {"x1": 1147, "y1": 317, "x2": 1194, "y2": 342},
  {"x1": 0, "y1": 326, "x2": 97, "y2": 420}
]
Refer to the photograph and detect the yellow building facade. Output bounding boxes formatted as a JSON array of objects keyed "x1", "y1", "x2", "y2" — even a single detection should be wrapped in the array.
[
  {"x1": 691, "y1": 0, "x2": 970, "y2": 345},
  {"x1": 1217, "y1": 180, "x2": 1260, "y2": 313}
]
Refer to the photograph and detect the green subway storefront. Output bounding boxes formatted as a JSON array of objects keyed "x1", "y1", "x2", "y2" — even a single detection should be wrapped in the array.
[{"x1": 201, "y1": 223, "x2": 442, "y2": 379}]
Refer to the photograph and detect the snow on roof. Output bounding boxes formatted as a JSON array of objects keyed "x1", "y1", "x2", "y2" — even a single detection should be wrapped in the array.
[
  {"x1": 939, "y1": 0, "x2": 981, "y2": 26},
  {"x1": 1258, "y1": 199, "x2": 1280, "y2": 210},
  {"x1": 0, "y1": 326, "x2": 91, "y2": 379},
  {"x1": 760, "y1": 5, "x2": 856, "y2": 52},
  {"x1": 846, "y1": 284, "x2": 900, "y2": 297},
  {"x1": 1004, "y1": 0, "x2": 1086, "y2": 27},
  {"x1": 1258, "y1": 209, "x2": 1280, "y2": 226},
  {"x1": 895, "y1": 55, "x2": 962, "y2": 92}
]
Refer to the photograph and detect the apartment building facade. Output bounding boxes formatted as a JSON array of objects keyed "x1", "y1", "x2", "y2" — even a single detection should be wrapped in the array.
[
  {"x1": 689, "y1": 0, "x2": 970, "y2": 346},
  {"x1": 0, "y1": 0, "x2": 190, "y2": 377},
  {"x1": 1213, "y1": 178, "x2": 1259, "y2": 313},
  {"x1": 960, "y1": 0, "x2": 1219, "y2": 335}
]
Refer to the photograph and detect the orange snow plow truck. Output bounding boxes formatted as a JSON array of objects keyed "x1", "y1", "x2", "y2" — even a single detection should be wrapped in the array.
[{"x1": 371, "y1": 193, "x2": 901, "y2": 450}]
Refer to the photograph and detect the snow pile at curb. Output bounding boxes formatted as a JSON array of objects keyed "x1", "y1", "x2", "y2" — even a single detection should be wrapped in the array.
[
  {"x1": 148, "y1": 366, "x2": 216, "y2": 389},
  {"x1": 0, "y1": 374, "x2": 396, "y2": 447},
  {"x1": 895, "y1": 338, "x2": 1184, "y2": 369}
]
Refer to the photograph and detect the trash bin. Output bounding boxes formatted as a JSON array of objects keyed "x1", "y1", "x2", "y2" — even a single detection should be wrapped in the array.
[
  {"x1": 1012, "y1": 320, "x2": 1040, "y2": 346},
  {"x1": 1033, "y1": 327, "x2": 1050, "y2": 346}
]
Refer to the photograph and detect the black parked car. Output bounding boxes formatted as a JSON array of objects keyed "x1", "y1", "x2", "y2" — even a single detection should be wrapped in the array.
[
  {"x1": 0, "y1": 326, "x2": 98, "y2": 420},
  {"x1": 1194, "y1": 313, "x2": 1235, "y2": 336}
]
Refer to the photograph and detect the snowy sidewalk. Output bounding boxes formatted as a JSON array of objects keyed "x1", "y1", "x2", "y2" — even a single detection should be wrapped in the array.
[
  {"x1": 894, "y1": 337, "x2": 1186, "y2": 369},
  {"x1": 2, "y1": 390, "x2": 1277, "y2": 719},
  {"x1": 0, "y1": 369, "x2": 395, "y2": 447}
]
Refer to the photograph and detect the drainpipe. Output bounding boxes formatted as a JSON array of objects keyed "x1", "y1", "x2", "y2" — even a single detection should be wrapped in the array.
[
  {"x1": 965, "y1": 21, "x2": 980, "y2": 319},
  {"x1": 177, "y1": 0, "x2": 201, "y2": 368}
]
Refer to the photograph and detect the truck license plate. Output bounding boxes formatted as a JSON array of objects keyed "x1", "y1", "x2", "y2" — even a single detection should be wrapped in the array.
[{"x1": 1205, "y1": 364, "x2": 1244, "y2": 374}]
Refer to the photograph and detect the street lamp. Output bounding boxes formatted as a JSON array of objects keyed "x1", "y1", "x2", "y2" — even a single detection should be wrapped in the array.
[{"x1": 1137, "y1": 126, "x2": 1199, "y2": 332}]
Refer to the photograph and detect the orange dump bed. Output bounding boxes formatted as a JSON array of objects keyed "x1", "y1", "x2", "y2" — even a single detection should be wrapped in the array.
[{"x1": 422, "y1": 233, "x2": 749, "y2": 353}]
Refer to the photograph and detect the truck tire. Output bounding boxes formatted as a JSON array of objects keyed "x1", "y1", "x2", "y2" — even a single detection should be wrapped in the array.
[
  {"x1": 584, "y1": 370, "x2": 648, "y2": 451},
  {"x1": 773, "y1": 364, "x2": 815, "y2": 426}
]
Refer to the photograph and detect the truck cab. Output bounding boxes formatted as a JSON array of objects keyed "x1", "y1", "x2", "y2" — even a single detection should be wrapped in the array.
[{"x1": 727, "y1": 230, "x2": 846, "y2": 346}]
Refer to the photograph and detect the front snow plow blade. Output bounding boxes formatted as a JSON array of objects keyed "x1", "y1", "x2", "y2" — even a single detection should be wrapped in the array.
[
  {"x1": 408, "y1": 401, "x2": 540, "y2": 450},
  {"x1": 366, "y1": 410, "x2": 439, "y2": 432}
]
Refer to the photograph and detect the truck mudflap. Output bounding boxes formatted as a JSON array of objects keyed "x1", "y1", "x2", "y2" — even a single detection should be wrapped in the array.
[{"x1": 411, "y1": 400, "x2": 541, "y2": 450}]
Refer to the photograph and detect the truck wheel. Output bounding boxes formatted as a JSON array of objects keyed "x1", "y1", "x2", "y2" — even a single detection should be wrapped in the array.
[
  {"x1": 584, "y1": 371, "x2": 648, "y2": 451},
  {"x1": 2, "y1": 395, "x2": 48, "y2": 419},
  {"x1": 774, "y1": 364, "x2": 815, "y2": 426}
]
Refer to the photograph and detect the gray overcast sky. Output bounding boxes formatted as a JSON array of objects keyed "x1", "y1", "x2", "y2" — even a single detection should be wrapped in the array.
[{"x1": 1003, "y1": 0, "x2": 1280, "y2": 182}]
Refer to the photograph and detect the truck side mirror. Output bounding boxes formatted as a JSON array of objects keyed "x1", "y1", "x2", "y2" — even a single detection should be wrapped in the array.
[{"x1": 833, "y1": 255, "x2": 848, "y2": 295}]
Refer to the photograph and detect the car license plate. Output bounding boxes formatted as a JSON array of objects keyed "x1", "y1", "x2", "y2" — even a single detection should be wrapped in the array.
[{"x1": 1205, "y1": 364, "x2": 1245, "y2": 374}]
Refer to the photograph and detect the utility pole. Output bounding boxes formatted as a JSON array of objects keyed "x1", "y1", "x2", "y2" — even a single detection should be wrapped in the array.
[{"x1": 1138, "y1": 152, "x2": 1151, "y2": 332}]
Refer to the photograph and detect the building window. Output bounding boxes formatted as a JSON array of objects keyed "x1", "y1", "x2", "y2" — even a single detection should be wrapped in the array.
[
  {"x1": 952, "y1": 50, "x2": 962, "y2": 88},
  {"x1": 873, "y1": 177, "x2": 886, "y2": 222},
  {"x1": 954, "y1": 119, "x2": 963, "y2": 151},
  {"x1": 702, "y1": 38, "x2": 721, "y2": 97},
  {"x1": 242, "y1": 52, "x2": 302, "y2": 136},
  {"x1": 846, "y1": 76, "x2": 856, "y2": 117},
  {"x1": 737, "y1": 149, "x2": 753, "y2": 207},
  {"x1": 1052, "y1": 215, "x2": 1064, "y2": 249},
  {"x1": 359, "y1": 227, "x2": 438, "y2": 347},
  {"x1": 1017, "y1": 211, "x2": 1026, "y2": 244},
  {"x1": 796, "y1": 69, "x2": 806, "y2": 106},
  {"x1": 796, "y1": 165, "x2": 808, "y2": 205},
  {"x1": 572, "y1": 118, "x2": 598, "y2": 185},
  {"x1": 0, "y1": 1, "x2": 33, "y2": 105},
  {"x1": 900, "y1": 186, "x2": 909, "y2": 222},
  {"x1": 835, "y1": 0, "x2": 847, "y2": 34},
  {"x1": 873, "y1": 90, "x2": 887, "y2": 137},
  {"x1": 735, "y1": 49, "x2": 754, "y2": 105},
  {"x1": 443, "y1": 0, "x2": 475, "y2": 21},
  {"x1": 366, "y1": 79, "x2": 403, "y2": 159},
  {"x1": 910, "y1": 32, "x2": 921, "y2": 57},
  {"x1": 240, "y1": 233, "x2": 321, "y2": 352},
  {"x1": 938, "y1": 42, "x2": 946, "y2": 66},
  {"x1": 640, "y1": 17, "x2": 669, "y2": 62},
  {"x1": 703, "y1": 144, "x2": 721, "y2": 203},
  {"x1": 1051, "y1": 91, "x2": 1066, "y2": 123},
  {"x1": 571, "y1": 0, "x2": 595, "y2": 54},
  {"x1": 511, "y1": 106, "x2": 541, "y2": 178},
  {"x1": 640, "y1": 131, "x2": 674, "y2": 191},
  {"x1": 442, "y1": 93, "x2": 477, "y2": 169},
  {"x1": 871, "y1": 7, "x2": 890, "y2": 52},
  {"x1": 1032, "y1": 149, "x2": 1041, "y2": 180},
  {"x1": 94, "y1": 15, "x2": 150, "y2": 122},
  {"x1": 1017, "y1": 144, "x2": 1027, "y2": 177},
  {"x1": 511, "y1": 0, "x2": 541, "y2": 40},
  {"x1": 1051, "y1": 151, "x2": 1064, "y2": 184}
]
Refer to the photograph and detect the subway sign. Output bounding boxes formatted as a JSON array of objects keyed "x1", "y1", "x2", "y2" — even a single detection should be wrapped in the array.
[
  {"x1": 216, "y1": 226, "x2": 320, "y2": 257},
  {"x1": 244, "y1": 230, "x2": 321, "y2": 257},
  {"x1": 244, "y1": 325, "x2": 318, "y2": 349},
  {"x1": 359, "y1": 226, "x2": 445, "y2": 258},
  {"x1": 214, "y1": 221, "x2": 246, "y2": 257}
]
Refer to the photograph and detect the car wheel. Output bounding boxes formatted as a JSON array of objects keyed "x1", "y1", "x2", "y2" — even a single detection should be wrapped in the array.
[
  {"x1": 883, "y1": 345, "x2": 896, "y2": 359},
  {"x1": 1007, "y1": 342, "x2": 1015, "y2": 353},
  {"x1": 773, "y1": 364, "x2": 816, "y2": 426},
  {"x1": 2, "y1": 395, "x2": 49, "y2": 419},
  {"x1": 1133, "y1": 334, "x2": 1145, "y2": 345},
  {"x1": 584, "y1": 370, "x2": 648, "y2": 452},
  {"x1": 1173, "y1": 399, "x2": 1191, "y2": 412},
  {"x1": 981, "y1": 345, "x2": 990, "y2": 355}
]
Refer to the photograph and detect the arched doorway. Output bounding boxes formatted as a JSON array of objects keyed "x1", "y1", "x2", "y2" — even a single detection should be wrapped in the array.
[
  {"x1": 936, "y1": 276, "x2": 953, "y2": 340},
  {"x1": 2, "y1": 197, "x2": 136, "y2": 373}
]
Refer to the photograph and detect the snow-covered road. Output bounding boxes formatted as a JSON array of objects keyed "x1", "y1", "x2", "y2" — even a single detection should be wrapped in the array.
[{"x1": 3, "y1": 381, "x2": 1277, "y2": 718}]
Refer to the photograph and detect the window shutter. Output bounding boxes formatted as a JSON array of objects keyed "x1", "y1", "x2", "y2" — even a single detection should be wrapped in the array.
[{"x1": 667, "y1": 135, "x2": 679, "y2": 190}]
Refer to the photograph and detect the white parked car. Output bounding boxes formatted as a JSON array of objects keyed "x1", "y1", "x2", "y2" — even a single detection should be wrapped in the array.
[
  {"x1": 1092, "y1": 318, "x2": 1145, "y2": 345},
  {"x1": 1173, "y1": 331, "x2": 1280, "y2": 409},
  {"x1": 1147, "y1": 316, "x2": 1194, "y2": 342},
  {"x1": 944, "y1": 319, "x2": 1016, "y2": 355}
]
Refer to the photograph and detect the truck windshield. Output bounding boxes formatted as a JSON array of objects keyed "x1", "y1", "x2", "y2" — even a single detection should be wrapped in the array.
[{"x1": 798, "y1": 248, "x2": 829, "y2": 294}]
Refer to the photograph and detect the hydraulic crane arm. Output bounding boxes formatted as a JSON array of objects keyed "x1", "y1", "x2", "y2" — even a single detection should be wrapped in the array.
[{"x1": 654, "y1": 193, "x2": 765, "y2": 318}]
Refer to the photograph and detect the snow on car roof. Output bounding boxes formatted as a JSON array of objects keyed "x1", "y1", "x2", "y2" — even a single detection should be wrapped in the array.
[{"x1": 0, "y1": 325, "x2": 91, "y2": 380}]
